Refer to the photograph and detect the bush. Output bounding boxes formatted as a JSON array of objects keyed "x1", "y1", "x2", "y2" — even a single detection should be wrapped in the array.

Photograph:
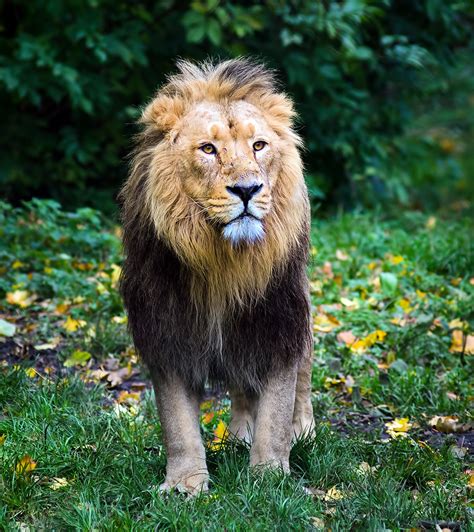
[{"x1": 0, "y1": 1, "x2": 473, "y2": 211}]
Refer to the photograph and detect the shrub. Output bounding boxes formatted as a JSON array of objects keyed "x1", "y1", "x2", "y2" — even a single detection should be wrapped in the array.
[{"x1": 0, "y1": 1, "x2": 472, "y2": 211}]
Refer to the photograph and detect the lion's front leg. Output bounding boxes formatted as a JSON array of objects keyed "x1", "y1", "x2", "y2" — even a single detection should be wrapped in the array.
[
  {"x1": 292, "y1": 348, "x2": 315, "y2": 439},
  {"x1": 151, "y1": 372, "x2": 208, "y2": 496},
  {"x1": 250, "y1": 365, "x2": 298, "y2": 472}
]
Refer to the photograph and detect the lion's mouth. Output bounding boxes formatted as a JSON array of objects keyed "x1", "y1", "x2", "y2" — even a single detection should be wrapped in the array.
[{"x1": 226, "y1": 210, "x2": 261, "y2": 226}]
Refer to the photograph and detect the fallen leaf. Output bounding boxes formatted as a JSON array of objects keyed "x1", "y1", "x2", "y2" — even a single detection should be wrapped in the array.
[
  {"x1": 6, "y1": 290, "x2": 36, "y2": 308},
  {"x1": 448, "y1": 318, "x2": 467, "y2": 330},
  {"x1": 0, "y1": 434, "x2": 6, "y2": 445},
  {"x1": 385, "y1": 417, "x2": 412, "y2": 438},
  {"x1": 449, "y1": 330, "x2": 474, "y2": 355},
  {"x1": 324, "y1": 486, "x2": 344, "y2": 501},
  {"x1": 50, "y1": 477, "x2": 69, "y2": 490},
  {"x1": 16, "y1": 455, "x2": 37, "y2": 475},
  {"x1": 209, "y1": 420, "x2": 228, "y2": 450},
  {"x1": 428, "y1": 416, "x2": 471, "y2": 433},
  {"x1": 24, "y1": 367, "x2": 37, "y2": 378},
  {"x1": 117, "y1": 391, "x2": 141, "y2": 404},
  {"x1": 337, "y1": 330, "x2": 356, "y2": 346},
  {"x1": 63, "y1": 350, "x2": 91, "y2": 367},
  {"x1": 351, "y1": 330, "x2": 387, "y2": 353},
  {"x1": 310, "y1": 517, "x2": 325, "y2": 529},
  {"x1": 313, "y1": 313, "x2": 340, "y2": 333},
  {"x1": 336, "y1": 249, "x2": 349, "y2": 261},
  {"x1": 390, "y1": 255, "x2": 404, "y2": 265},
  {"x1": 340, "y1": 297, "x2": 359, "y2": 310},
  {"x1": 202, "y1": 412, "x2": 215, "y2": 424},
  {"x1": 55, "y1": 303, "x2": 70, "y2": 315},
  {"x1": 426, "y1": 216, "x2": 437, "y2": 229},
  {"x1": 322, "y1": 261, "x2": 334, "y2": 279},
  {"x1": 397, "y1": 298, "x2": 414, "y2": 314},
  {"x1": 0, "y1": 318, "x2": 16, "y2": 337},
  {"x1": 468, "y1": 471, "x2": 474, "y2": 489},
  {"x1": 110, "y1": 264, "x2": 122, "y2": 287},
  {"x1": 107, "y1": 363, "x2": 134, "y2": 387},
  {"x1": 111, "y1": 315, "x2": 127, "y2": 324},
  {"x1": 63, "y1": 316, "x2": 87, "y2": 332}
]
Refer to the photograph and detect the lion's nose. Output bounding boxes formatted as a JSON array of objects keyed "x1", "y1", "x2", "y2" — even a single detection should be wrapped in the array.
[{"x1": 226, "y1": 183, "x2": 263, "y2": 206}]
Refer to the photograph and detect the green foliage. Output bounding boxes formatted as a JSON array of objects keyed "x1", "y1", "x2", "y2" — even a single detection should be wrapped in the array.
[{"x1": 1, "y1": 1, "x2": 473, "y2": 210}]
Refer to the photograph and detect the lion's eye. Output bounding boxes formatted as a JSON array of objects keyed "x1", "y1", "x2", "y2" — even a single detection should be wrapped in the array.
[
  {"x1": 253, "y1": 141, "x2": 267, "y2": 152},
  {"x1": 200, "y1": 143, "x2": 217, "y2": 155}
]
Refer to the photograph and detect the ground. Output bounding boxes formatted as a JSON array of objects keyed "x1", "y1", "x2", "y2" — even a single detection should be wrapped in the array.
[{"x1": 0, "y1": 199, "x2": 472, "y2": 530}]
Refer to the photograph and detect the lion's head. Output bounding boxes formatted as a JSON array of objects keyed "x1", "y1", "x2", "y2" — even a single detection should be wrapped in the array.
[{"x1": 122, "y1": 58, "x2": 309, "y2": 324}]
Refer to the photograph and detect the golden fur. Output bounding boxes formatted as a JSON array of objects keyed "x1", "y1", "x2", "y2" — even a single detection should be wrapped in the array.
[{"x1": 121, "y1": 59, "x2": 309, "y2": 338}]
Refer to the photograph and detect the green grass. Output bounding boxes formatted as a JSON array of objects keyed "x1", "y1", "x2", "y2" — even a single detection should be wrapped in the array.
[{"x1": 0, "y1": 201, "x2": 473, "y2": 530}]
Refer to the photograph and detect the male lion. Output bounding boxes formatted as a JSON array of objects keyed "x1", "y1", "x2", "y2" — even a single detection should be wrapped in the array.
[{"x1": 120, "y1": 58, "x2": 313, "y2": 495}]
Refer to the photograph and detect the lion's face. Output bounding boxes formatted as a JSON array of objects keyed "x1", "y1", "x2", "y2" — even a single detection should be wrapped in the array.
[{"x1": 174, "y1": 101, "x2": 281, "y2": 245}]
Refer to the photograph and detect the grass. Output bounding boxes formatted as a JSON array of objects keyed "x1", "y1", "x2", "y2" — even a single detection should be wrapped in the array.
[{"x1": 0, "y1": 200, "x2": 473, "y2": 530}]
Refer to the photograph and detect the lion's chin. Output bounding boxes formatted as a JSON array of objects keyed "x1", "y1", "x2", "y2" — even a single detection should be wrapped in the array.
[{"x1": 222, "y1": 216, "x2": 265, "y2": 245}]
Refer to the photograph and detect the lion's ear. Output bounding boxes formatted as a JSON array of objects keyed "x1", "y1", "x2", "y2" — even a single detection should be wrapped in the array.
[
  {"x1": 257, "y1": 93, "x2": 297, "y2": 128},
  {"x1": 140, "y1": 95, "x2": 185, "y2": 134}
]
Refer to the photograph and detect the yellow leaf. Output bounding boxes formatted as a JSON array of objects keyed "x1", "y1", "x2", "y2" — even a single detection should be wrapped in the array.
[
  {"x1": 390, "y1": 255, "x2": 404, "y2": 265},
  {"x1": 110, "y1": 264, "x2": 122, "y2": 287},
  {"x1": 50, "y1": 477, "x2": 69, "y2": 490},
  {"x1": 55, "y1": 303, "x2": 70, "y2": 315},
  {"x1": 0, "y1": 434, "x2": 6, "y2": 445},
  {"x1": 44, "y1": 267, "x2": 53, "y2": 274},
  {"x1": 24, "y1": 367, "x2": 37, "y2": 378},
  {"x1": 340, "y1": 297, "x2": 359, "y2": 310},
  {"x1": 397, "y1": 298, "x2": 414, "y2": 314},
  {"x1": 12, "y1": 260, "x2": 24, "y2": 269},
  {"x1": 449, "y1": 330, "x2": 474, "y2": 355},
  {"x1": 63, "y1": 351, "x2": 91, "y2": 367},
  {"x1": 426, "y1": 216, "x2": 437, "y2": 229},
  {"x1": 350, "y1": 330, "x2": 387, "y2": 353},
  {"x1": 313, "y1": 314, "x2": 340, "y2": 333},
  {"x1": 324, "y1": 486, "x2": 344, "y2": 501},
  {"x1": 6, "y1": 290, "x2": 36, "y2": 308},
  {"x1": 415, "y1": 290, "x2": 427, "y2": 299},
  {"x1": 385, "y1": 418, "x2": 412, "y2": 438},
  {"x1": 63, "y1": 316, "x2": 86, "y2": 332},
  {"x1": 117, "y1": 391, "x2": 141, "y2": 404},
  {"x1": 111, "y1": 315, "x2": 127, "y2": 324},
  {"x1": 214, "y1": 420, "x2": 227, "y2": 441},
  {"x1": 448, "y1": 318, "x2": 466, "y2": 330},
  {"x1": 468, "y1": 472, "x2": 474, "y2": 489},
  {"x1": 16, "y1": 455, "x2": 37, "y2": 475}
]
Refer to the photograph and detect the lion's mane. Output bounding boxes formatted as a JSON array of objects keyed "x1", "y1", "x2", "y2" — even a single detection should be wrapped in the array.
[{"x1": 120, "y1": 58, "x2": 311, "y2": 391}]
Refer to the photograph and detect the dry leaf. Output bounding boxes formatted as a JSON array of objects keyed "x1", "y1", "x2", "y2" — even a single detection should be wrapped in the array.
[
  {"x1": 201, "y1": 412, "x2": 215, "y2": 424},
  {"x1": 337, "y1": 330, "x2": 356, "y2": 346},
  {"x1": 324, "y1": 486, "x2": 344, "y2": 501},
  {"x1": 336, "y1": 249, "x2": 349, "y2": 261},
  {"x1": 340, "y1": 297, "x2": 359, "y2": 310},
  {"x1": 50, "y1": 477, "x2": 69, "y2": 490},
  {"x1": 0, "y1": 434, "x2": 6, "y2": 445},
  {"x1": 16, "y1": 455, "x2": 37, "y2": 475},
  {"x1": 449, "y1": 330, "x2": 474, "y2": 354},
  {"x1": 351, "y1": 330, "x2": 387, "y2": 353},
  {"x1": 313, "y1": 313, "x2": 340, "y2": 333},
  {"x1": 209, "y1": 420, "x2": 228, "y2": 450},
  {"x1": 6, "y1": 290, "x2": 36, "y2": 308},
  {"x1": 385, "y1": 418, "x2": 412, "y2": 438},
  {"x1": 428, "y1": 416, "x2": 471, "y2": 433},
  {"x1": 63, "y1": 316, "x2": 87, "y2": 332},
  {"x1": 117, "y1": 391, "x2": 141, "y2": 404}
]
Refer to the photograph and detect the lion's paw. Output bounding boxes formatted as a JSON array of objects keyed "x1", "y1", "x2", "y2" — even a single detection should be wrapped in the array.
[{"x1": 159, "y1": 471, "x2": 209, "y2": 497}]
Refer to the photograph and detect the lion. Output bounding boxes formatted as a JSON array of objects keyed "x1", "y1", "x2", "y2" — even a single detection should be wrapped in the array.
[{"x1": 120, "y1": 58, "x2": 314, "y2": 495}]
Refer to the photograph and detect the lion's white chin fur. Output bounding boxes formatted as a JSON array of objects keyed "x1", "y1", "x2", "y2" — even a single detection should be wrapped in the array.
[{"x1": 222, "y1": 216, "x2": 265, "y2": 245}]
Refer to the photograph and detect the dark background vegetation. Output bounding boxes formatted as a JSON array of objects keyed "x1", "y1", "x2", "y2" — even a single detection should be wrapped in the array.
[{"x1": 1, "y1": 0, "x2": 473, "y2": 214}]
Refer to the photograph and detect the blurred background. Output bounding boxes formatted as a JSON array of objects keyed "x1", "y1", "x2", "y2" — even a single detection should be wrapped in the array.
[{"x1": 1, "y1": 0, "x2": 473, "y2": 216}]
